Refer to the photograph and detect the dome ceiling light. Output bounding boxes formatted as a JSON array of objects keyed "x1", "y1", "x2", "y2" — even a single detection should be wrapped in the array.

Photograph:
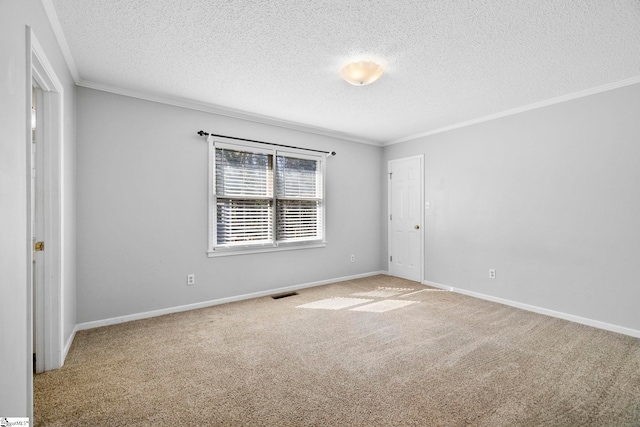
[{"x1": 340, "y1": 61, "x2": 384, "y2": 86}]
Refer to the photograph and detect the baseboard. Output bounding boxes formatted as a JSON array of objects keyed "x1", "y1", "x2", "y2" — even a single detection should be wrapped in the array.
[
  {"x1": 76, "y1": 271, "x2": 385, "y2": 332},
  {"x1": 62, "y1": 326, "x2": 77, "y2": 363},
  {"x1": 421, "y1": 280, "x2": 453, "y2": 291},
  {"x1": 423, "y1": 280, "x2": 640, "y2": 339}
]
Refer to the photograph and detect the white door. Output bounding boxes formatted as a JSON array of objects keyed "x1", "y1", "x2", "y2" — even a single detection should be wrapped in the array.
[
  {"x1": 388, "y1": 156, "x2": 423, "y2": 282},
  {"x1": 32, "y1": 85, "x2": 46, "y2": 374}
]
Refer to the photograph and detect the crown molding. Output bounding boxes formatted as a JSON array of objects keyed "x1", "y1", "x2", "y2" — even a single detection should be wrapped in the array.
[
  {"x1": 384, "y1": 75, "x2": 640, "y2": 146},
  {"x1": 76, "y1": 80, "x2": 380, "y2": 146},
  {"x1": 41, "y1": 0, "x2": 80, "y2": 83}
]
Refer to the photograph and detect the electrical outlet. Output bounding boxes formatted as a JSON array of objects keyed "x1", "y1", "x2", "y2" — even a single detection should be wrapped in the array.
[
  {"x1": 489, "y1": 269, "x2": 496, "y2": 279},
  {"x1": 187, "y1": 274, "x2": 195, "y2": 285},
  {"x1": 350, "y1": 254, "x2": 355, "y2": 263}
]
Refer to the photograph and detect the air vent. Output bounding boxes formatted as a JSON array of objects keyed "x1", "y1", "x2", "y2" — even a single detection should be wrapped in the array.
[{"x1": 271, "y1": 292, "x2": 298, "y2": 300}]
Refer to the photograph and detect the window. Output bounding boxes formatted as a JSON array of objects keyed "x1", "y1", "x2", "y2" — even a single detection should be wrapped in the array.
[{"x1": 208, "y1": 138, "x2": 325, "y2": 256}]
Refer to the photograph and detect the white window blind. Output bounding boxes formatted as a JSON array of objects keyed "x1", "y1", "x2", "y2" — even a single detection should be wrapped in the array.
[
  {"x1": 210, "y1": 139, "x2": 325, "y2": 255},
  {"x1": 276, "y1": 155, "x2": 322, "y2": 241},
  {"x1": 215, "y1": 149, "x2": 273, "y2": 245}
]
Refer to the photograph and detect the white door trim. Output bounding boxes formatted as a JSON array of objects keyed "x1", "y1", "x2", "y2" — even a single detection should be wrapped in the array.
[
  {"x1": 387, "y1": 155, "x2": 424, "y2": 282},
  {"x1": 27, "y1": 27, "x2": 65, "y2": 377}
]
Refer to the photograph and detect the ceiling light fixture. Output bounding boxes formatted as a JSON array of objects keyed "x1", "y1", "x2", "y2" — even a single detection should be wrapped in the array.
[{"x1": 340, "y1": 61, "x2": 384, "y2": 86}]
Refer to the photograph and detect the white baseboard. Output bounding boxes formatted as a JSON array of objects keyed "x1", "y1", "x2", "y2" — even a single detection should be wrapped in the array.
[
  {"x1": 423, "y1": 280, "x2": 640, "y2": 339},
  {"x1": 421, "y1": 280, "x2": 453, "y2": 291},
  {"x1": 62, "y1": 326, "x2": 77, "y2": 363},
  {"x1": 76, "y1": 271, "x2": 385, "y2": 332}
]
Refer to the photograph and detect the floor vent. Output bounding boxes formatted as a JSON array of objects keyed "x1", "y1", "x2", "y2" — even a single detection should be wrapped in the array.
[{"x1": 271, "y1": 291, "x2": 298, "y2": 300}]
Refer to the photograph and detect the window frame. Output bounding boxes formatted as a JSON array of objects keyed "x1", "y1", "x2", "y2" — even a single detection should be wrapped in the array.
[{"x1": 208, "y1": 137, "x2": 326, "y2": 257}]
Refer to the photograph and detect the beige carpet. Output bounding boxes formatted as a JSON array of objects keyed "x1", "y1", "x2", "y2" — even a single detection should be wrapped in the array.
[{"x1": 34, "y1": 275, "x2": 640, "y2": 426}]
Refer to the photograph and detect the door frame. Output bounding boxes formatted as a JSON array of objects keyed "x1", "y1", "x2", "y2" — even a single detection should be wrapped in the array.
[
  {"x1": 387, "y1": 155, "x2": 424, "y2": 282},
  {"x1": 26, "y1": 27, "x2": 65, "y2": 381}
]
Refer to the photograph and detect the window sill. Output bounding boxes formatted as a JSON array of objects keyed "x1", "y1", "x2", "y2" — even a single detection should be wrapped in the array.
[{"x1": 207, "y1": 241, "x2": 326, "y2": 257}]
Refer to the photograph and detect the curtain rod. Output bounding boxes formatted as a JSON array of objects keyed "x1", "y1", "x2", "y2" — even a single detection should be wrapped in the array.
[{"x1": 197, "y1": 130, "x2": 336, "y2": 156}]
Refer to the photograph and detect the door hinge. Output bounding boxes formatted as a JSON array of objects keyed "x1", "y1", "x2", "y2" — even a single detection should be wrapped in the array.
[
  {"x1": 390, "y1": 255, "x2": 393, "y2": 262},
  {"x1": 388, "y1": 172, "x2": 392, "y2": 179},
  {"x1": 34, "y1": 241, "x2": 44, "y2": 251},
  {"x1": 390, "y1": 214, "x2": 392, "y2": 220}
]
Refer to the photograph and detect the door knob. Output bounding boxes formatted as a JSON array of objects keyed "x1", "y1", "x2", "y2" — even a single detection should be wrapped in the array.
[{"x1": 414, "y1": 225, "x2": 420, "y2": 229}]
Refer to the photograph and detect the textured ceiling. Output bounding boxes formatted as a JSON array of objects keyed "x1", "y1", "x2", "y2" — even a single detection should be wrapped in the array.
[{"x1": 49, "y1": 0, "x2": 640, "y2": 144}]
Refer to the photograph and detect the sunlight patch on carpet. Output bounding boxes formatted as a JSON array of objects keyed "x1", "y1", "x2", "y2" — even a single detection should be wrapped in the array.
[
  {"x1": 351, "y1": 290, "x2": 406, "y2": 298},
  {"x1": 297, "y1": 297, "x2": 373, "y2": 310},
  {"x1": 399, "y1": 288, "x2": 449, "y2": 297},
  {"x1": 351, "y1": 287, "x2": 415, "y2": 298},
  {"x1": 350, "y1": 300, "x2": 419, "y2": 313}
]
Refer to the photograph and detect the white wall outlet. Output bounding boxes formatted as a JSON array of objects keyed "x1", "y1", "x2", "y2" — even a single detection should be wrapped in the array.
[
  {"x1": 187, "y1": 274, "x2": 195, "y2": 285},
  {"x1": 350, "y1": 254, "x2": 355, "y2": 263},
  {"x1": 489, "y1": 269, "x2": 496, "y2": 279}
]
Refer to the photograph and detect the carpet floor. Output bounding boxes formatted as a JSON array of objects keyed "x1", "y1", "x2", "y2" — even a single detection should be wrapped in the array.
[{"x1": 34, "y1": 275, "x2": 640, "y2": 426}]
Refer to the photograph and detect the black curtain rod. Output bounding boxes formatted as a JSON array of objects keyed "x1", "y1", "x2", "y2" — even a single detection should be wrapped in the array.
[{"x1": 197, "y1": 130, "x2": 336, "y2": 156}]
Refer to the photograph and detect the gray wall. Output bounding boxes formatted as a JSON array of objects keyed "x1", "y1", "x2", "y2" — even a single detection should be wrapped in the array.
[
  {"x1": 76, "y1": 87, "x2": 383, "y2": 323},
  {"x1": 0, "y1": 0, "x2": 77, "y2": 418},
  {"x1": 383, "y1": 83, "x2": 640, "y2": 331}
]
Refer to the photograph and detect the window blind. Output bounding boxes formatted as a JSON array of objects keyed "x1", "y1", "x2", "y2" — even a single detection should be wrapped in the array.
[
  {"x1": 215, "y1": 149, "x2": 273, "y2": 245},
  {"x1": 276, "y1": 155, "x2": 322, "y2": 241},
  {"x1": 215, "y1": 149, "x2": 273, "y2": 197},
  {"x1": 216, "y1": 199, "x2": 273, "y2": 244}
]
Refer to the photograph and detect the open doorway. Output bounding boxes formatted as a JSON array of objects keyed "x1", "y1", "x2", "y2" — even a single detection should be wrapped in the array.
[
  {"x1": 27, "y1": 26, "x2": 65, "y2": 383},
  {"x1": 31, "y1": 83, "x2": 46, "y2": 374}
]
